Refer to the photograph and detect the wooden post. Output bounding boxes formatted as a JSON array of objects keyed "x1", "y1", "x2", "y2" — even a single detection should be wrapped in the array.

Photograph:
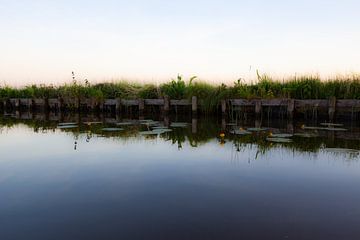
[
  {"x1": 255, "y1": 100, "x2": 262, "y2": 118},
  {"x1": 58, "y1": 97, "x2": 63, "y2": 111},
  {"x1": 14, "y1": 99, "x2": 20, "y2": 110},
  {"x1": 3, "y1": 99, "x2": 9, "y2": 112},
  {"x1": 44, "y1": 98, "x2": 49, "y2": 112},
  {"x1": 164, "y1": 96, "x2": 170, "y2": 113},
  {"x1": 115, "y1": 98, "x2": 121, "y2": 114},
  {"x1": 287, "y1": 99, "x2": 295, "y2": 119},
  {"x1": 138, "y1": 98, "x2": 145, "y2": 114},
  {"x1": 192, "y1": 96, "x2": 197, "y2": 114},
  {"x1": 328, "y1": 97, "x2": 336, "y2": 122},
  {"x1": 221, "y1": 117, "x2": 226, "y2": 131},
  {"x1": 221, "y1": 100, "x2": 226, "y2": 116}
]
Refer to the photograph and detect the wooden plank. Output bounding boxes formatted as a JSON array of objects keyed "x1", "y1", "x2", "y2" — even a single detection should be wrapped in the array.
[
  {"x1": 294, "y1": 99, "x2": 328, "y2": 108},
  {"x1": 104, "y1": 99, "x2": 117, "y2": 105},
  {"x1": 261, "y1": 99, "x2": 288, "y2": 106},
  {"x1": 144, "y1": 99, "x2": 164, "y2": 105},
  {"x1": 336, "y1": 100, "x2": 360, "y2": 108},
  {"x1": 229, "y1": 99, "x2": 254, "y2": 106},
  {"x1": 170, "y1": 99, "x2": 191, "y2": 106},
  {"x1": 121, "y1": 99, "x2": 139, "y2": 106}
]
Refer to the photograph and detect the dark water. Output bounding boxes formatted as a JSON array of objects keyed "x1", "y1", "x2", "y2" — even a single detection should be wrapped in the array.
[{"x1": 1, "y1": 113, "x2": 360, "y2": 240}]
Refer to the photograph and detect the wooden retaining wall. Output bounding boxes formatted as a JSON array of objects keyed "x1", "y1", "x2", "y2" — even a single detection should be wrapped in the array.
[{"x1": 2, "y1": 97, "x2": 360, "y2": 120}]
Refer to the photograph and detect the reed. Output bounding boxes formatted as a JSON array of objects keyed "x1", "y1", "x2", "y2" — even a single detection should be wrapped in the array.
[{"x1": 1, "y1": 74, "x2": 360, "y2": 102}]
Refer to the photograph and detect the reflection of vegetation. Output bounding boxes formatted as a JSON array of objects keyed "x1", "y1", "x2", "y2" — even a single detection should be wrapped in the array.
[{"x1": 1, "y1": 114, "x2": 360, "y2": 157}]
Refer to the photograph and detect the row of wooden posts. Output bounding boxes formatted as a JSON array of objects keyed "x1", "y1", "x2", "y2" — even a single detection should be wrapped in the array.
[{"x1": 2, "y1": 96, "x2": 360, "y2": 120}]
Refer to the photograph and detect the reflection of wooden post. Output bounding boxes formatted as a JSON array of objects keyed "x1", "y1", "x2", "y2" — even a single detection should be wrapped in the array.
[
  {"x1": 221, "y1": 117, "x2": 226, "y2": 131},
  {"x1": 192, "y1": 96, "x2": 197, "y2": 114},
  {"x1": 221, "y1": 100, "x2": 226, "y2": 116},
  {"x1": 164, "y1": 96, "x2": 170, "y2": 113},
  {"x1": 255, "y1": 119, "x2": 261, "y2": 128},
  {"x1": 328, "y1": 97, "x2": 336, "y2": 122},
  {"x1": 192, "y1": 118, "x2": 197, "y2": 134},
  {"x1": 116, "y1": 98, "x2": 121, "y2": 114},
  {"x1": 164, "y1": 115, "x2": 170, "y2": 127},
  {"x1": 287, "y1": 99, "x2": 295, "y2": 119},
  {"x1": 255, "y1": 100, "x2": 262, "y2": 118},
  {"x1": 287, "y1": 121, "x2": 294, "y2": 133}
]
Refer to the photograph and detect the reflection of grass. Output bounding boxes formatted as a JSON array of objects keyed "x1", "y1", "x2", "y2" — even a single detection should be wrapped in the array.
[{"x1": 1, "y1": 115, "x2": 360, "y2": 156}]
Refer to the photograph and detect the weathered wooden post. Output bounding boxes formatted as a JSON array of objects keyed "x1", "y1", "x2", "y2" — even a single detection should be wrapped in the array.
[
  {"x1": 287, "y1": 99, "x2": 295, "y2": 119},
  {"x1": 138, "y1": 98, "x2": 145, "y2": 117},
  {"x1": 58, "y1": 97, "x2": 63, "y2": 111},
  {"x1": 255, "y1": 100, "x2": 262, "y2": 118},
  {"x1": 15, "y1": 99, "x2": 20, "y2": 110},
  {"x1": 221, "y1": 100, "x2": 226, "y2": 116},
  {"x1": 328, "y1": 97, "x2": 336, "y2": 122},
  {"x1": 3, "y1": 99, "x2": 9, "y2": 112},
  {"x1": 44, "y1": 98, "x2": 49, "y2": 112},
  {"x1": 192, "y1": 96, "x2": 197, "y2": 114},
  {"x1": 164, "y1": 96, "x2": 170, "y2": 113},
  {"x1": 115, "y1": 98, "x2": 122, "y2": 114}
]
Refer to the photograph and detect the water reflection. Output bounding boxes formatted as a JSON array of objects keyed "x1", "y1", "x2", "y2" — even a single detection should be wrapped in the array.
[
  {"x1": 1, "y1": 112, "x2": 360, "y2": 157},
  {"x1": 1, "y1": 113, "x2": 360, "y2": 239}
]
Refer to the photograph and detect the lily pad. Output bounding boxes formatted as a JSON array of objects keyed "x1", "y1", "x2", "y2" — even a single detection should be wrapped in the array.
[
  {"x1": 270, "y1": 133, "x2": 293, "y2": 138},
  {"x1": 152, "y1": 129, "x2": 173, "y2": 134},
  {"x1": 102, "y1": 128, "x2": 124, "y2": 132},
  {"x1": 302, "y1": 126, "x2": 326, "y2": 130},
  {"x1": 247, "y1": 128, "x2": 268, "y2": 132},
  {"x1": 230, "y1": 130, "x2": 252, "y2": 135},
  {"x1": 83, "y1": 121, "x2": 102, "y2": 125},
  {"x1": 320, "y1": 123, "x2": 344, "y2": 127},
  {"x1": 324, "y1": 127, "x2": 347, "y2": 131},
  {"x1": 58, "y1": 122, "x2": 77, "y2": 126},
  {"x1": 116, "y1": 122, "x2": 135, "y2": 126},
  {"x1": 294, "y1": 133, "x2": 319, "y2": 138},
  {"x1": 266, "y1": 137, "x2": 293, "y2": 143},
  {"x1": 58, "y1": 125, "x2": 78, "y2": 129},
  {"x1": 139, "y1": 131, "x2": 159, "y2": 135}
]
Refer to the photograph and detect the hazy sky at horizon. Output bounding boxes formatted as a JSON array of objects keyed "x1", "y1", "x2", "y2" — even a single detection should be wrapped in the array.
[{"x1": 0, "y1": 0, "x2": 359, "y2": 86}]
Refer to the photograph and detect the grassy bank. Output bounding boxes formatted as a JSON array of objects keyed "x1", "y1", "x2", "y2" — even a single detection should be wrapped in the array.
[{"x1": 1, "y1": 74, "x2": 360, "y2": 101}]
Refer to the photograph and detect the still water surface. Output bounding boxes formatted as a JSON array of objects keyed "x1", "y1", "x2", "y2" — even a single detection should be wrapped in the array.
[{"x1": 0, "y1": 114, "x2": 360, "y2": 240}]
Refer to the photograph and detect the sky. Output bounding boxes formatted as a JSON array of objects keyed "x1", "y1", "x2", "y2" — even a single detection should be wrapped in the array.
[{"x1": 0, "y1": 0, "x2": 359, "y2": 86}]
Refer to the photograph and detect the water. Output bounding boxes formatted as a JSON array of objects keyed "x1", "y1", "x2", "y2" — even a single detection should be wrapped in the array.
[{"x1": 1, "y1": 113, "x2": 360, "y2": 240}]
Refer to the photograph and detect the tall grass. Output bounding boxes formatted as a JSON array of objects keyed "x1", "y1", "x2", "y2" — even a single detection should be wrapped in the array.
[{"x1": 1, "y1": 74, "x2": 360, "y2": 101}]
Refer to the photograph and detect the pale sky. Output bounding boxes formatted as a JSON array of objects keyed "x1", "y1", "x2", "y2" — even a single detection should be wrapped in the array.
[{"x1": 0, "y1": 0, "x2": 359, "y2": 86}]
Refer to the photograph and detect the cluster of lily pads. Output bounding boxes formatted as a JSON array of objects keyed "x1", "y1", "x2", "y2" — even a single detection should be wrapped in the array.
[
  {"x1": 57, "y1": 119, "x2": 189, "y2": 136},
  {"x1": 228, "y1": 122, "x2": 348, "y2": 144}
]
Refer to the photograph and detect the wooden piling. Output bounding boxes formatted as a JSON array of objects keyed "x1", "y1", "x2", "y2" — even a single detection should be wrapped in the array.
[
  {"x1": 287, "y1": 99, "x2": 295, "y2": 119},
  {"x1": 164, "y1": 96, "x2": 170, "y2": 113},
  {"x1": 115, "y1": 98, "x2": 122, "y2": 113},
  {"x1": 192, "y1": 96, "x2": 197, "y2": 114},
  {"x1": 255, "y1": 100, "x2": 262, "y2": 118},
  {"x1": 138, "y1": 99, "x2": 145, "y2": 114},
  {"x1": 221, "y1": 100, "x2": 226, "y2": 116},
  {"x1": 328, "y1": 97, "x2": 336, "y2": 122}
]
